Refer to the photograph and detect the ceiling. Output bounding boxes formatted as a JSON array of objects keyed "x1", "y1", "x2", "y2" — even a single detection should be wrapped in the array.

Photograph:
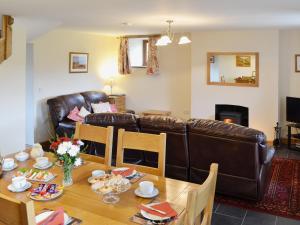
[{"x1": 1, "y1": 0, "x2": 300, "y2": 40}]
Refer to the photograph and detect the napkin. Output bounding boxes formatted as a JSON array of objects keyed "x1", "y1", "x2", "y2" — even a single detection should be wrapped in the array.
[
  {"x1": 139, "y1": 202, "x2": 178, "y2": 218},
  {"x1": 37, "y1": 207, "x2": 64, "y2": 225},
  {"x1": 112, "y1": 168, "x2": 135, "y2": 177}
]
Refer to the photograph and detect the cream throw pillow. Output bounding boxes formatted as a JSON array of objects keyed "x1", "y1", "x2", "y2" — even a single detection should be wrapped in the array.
[
  {"x1": 91, "y1": 102, "x2": 112, "y2": 113},
  {"x1": 78, "y1": 106, "x2": 91, "y2": 118}
]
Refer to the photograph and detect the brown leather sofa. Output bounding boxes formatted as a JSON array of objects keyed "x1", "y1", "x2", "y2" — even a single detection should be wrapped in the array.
[
  {"x1": 47, "y1": 91, "x2": 134, "y2": 137},
  {"x1": 47, "y1": 93, "x2": 274, "y2": 201},
  {"x1": 188, "y1": 119, "x2": 274, "y2": 201}
]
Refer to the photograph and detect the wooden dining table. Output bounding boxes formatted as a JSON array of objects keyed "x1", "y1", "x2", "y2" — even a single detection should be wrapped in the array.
[{"x1": 0, "y1": 152, "x2": 201, "y2": 225}]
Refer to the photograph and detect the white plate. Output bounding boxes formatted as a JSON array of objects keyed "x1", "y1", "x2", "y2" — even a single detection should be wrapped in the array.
[
  {"x1": 140, "y1": 203, "x2": 171, "y2": 221},
  {"x1": 112, "y1": 167, "x2": 137, "y2": 178},
  {"x1": 134, "y1": 187, "x2": 159, "y2": 198},
  {"x1": 35, "y1": 211, "x2": 70, "y2": 225},
  {"x1": 33, "y1": 162, "x2": 53, "y2": 170},
  {"x1": 2, "y1": 163, "x2": 18, "y2": 172},
  {"x1": 8, "y1": 182, "x2": 32, "y2": 193}
]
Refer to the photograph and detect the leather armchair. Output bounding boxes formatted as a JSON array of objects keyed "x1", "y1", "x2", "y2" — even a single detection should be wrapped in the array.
[{"x1": 187, "y1": 119, "x2": 275, "y2": 201}]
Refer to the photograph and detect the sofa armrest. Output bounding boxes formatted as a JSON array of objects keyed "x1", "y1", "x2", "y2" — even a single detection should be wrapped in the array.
[
  {"x1": 125, "y1": 109, "x2": 135, "y2": 114},
  {"x1": 260, "y1": 145, "x2": 275, "y2": 165}
]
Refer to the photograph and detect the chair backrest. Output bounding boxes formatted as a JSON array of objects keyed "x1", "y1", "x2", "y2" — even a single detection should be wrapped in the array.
[
  {"x1": 74, "y1": 122, "x2": 113, "y2": 166},
  {"x1": 181, "y1": 163, "x2": 218, "y2": 225},
  {"x1": 116, "y1": 129, "x2": 166, "y2": 176},
  {"x1": 0, "y1": 193, "x2": 36, "y2": 225}
]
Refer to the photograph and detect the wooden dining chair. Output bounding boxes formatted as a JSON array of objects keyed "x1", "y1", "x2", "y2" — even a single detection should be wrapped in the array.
[
  {"x1": 0, "y1": 193, "x2": 36, "y2": 225},
  {"x1": 179, "y1": 163, "x2": 218, "y2": 225},
  {"x1": 74, "y1": 122, "x2": 113, "y2": 166},
  {"x1": 116, "y1": 129, "x2": 166, "y2": 177}
]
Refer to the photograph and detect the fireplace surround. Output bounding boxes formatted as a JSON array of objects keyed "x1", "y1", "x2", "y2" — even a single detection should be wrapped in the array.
[{"x1": 215, "y1": 104, "x2": 249, "y2": 127}]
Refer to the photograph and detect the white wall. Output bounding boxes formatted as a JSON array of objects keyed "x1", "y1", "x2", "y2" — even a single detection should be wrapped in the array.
[
  {"x1": 0, "y1": 22, "x2": 26, "y2": 155},
  {"x1": 279, "y1": 29, "x2": 300, "y2": 135},
  {"x1": 191, "y1": 30, "x2": 279, "y2": 139},
  {"x1": 26, "y1": 43, "x2": 34, "y2": 146},
  {"x1": 33, "y1": 30, "x2": 118, "y2": 142},
  {"x1": 117, "y1": 34, "x2": 191, "y2": 119}
]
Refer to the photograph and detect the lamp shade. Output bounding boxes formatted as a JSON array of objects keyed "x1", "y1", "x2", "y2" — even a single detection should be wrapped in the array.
[
  {"x1": 156, "y1": 35, "x2": 172, "y2": 46},
  {"x1": 178, "y1": 36, "x2": 191, "y2": 45},
  {"x1": 156, "y1": 37, "x2": 168, "y2": 46}
]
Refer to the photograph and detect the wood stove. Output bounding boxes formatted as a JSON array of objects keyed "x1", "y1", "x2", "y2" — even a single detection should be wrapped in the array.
[{"x1": 215, "y1": 104, "x2": 249, "y2": 127}]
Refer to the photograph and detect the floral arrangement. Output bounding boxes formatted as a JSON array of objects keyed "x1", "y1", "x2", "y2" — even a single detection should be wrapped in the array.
[
  {"x1": 50, "y1": 137, "x2": 83, "y2": 167},
  {"x1": 50, "y1": 136, "x2": 84, "y2": 186}
]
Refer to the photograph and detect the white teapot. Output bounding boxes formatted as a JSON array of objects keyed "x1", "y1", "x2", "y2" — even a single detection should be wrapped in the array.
[{"x1": 30, "y1": 143, "x2": 44, "y2": 159}]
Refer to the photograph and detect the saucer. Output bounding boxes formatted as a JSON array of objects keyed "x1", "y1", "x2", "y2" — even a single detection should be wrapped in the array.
[
  {"x1": 8, "y1": 181, "x2": 32, "y2": 193},
  {"x1": 134, "y1": 187, "x2": 159, "y2": 198},
  {"x1": 33, "y1": 162, "x2": 53, "y2": 170},
  {"x1": 2, "y1": 163, "x2": 18, "y2": 172}
]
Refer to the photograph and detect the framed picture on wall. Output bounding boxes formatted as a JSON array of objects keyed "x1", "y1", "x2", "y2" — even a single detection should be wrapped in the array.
[
  {"x1": 295, "y1": 54, "x2": 300, "y2": 72},
  {"x1": 236, "y1": 55, "x2": 251, "y2": 67},
  {"x1": 69, "y1": 52, "x2": 89, "y2": 73}
]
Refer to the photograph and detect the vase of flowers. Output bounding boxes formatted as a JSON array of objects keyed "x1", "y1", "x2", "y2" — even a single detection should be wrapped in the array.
[{"x1": 50, "y1": 137, "x2": 83, "y2": 187}]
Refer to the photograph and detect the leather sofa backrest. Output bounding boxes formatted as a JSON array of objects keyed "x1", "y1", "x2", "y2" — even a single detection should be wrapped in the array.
[
  {"x1": 80, "y1": 91, "x2": 108, "y2": 112},
  {"x1": 139, "y1": 116, "x2": 189, "y2": 180},
  {"x1": 188, "y1": 119, "x2": 261, "y2": 180},
  {"x1": 85, "y1": 113, "x2": 140, "y2": 161}
]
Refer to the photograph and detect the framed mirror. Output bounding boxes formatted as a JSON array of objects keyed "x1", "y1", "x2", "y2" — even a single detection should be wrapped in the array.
[{"x1": 207, "y1": 52, "x2": 259, "y2": 87}]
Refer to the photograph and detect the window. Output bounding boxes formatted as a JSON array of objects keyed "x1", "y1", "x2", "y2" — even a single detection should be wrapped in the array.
[{"x1": 128, "y1": 38, "x2": 148, "y2": 68}]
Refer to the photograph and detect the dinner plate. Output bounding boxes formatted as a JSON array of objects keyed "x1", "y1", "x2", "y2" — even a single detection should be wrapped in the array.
[
  {"x1": 33, "y1": 162, "x2": 53, "y2": 170},
  {"x1": 2, "y1": 163, "x2": 18, "y2": 172},
  {"x1": 134, "y1": 187, "x2": 159, "y2": 198},
  {"x1": 35, "y1": 211, "x2": 70, "y2": 225},
  {"x1": 8, "y1": 182, "x2": 32, "y2": 193},
  {"x1": 112, "y1": 167, "x2": 137, "y2": 178},
  {"x1": 140, "y1": 203, "x2": 171, "y2": 221}
]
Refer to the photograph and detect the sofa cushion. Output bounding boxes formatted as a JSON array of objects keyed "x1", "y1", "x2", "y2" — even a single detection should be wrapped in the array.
[
  {"x1": 80, "y1": 91, "x2": 108, "y2": 111},
  {"x1": 58, "y1": 119, "x2": 76, "y2": 130}
]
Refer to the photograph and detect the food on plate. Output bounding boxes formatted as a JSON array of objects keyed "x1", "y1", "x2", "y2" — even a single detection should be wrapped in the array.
[
  {"x1": 16, "y1": 168, "x2": 55, "y2": 182},
  {"x1": 91, "y1": 174, "x2": 130, "y2": 194},
  {"x1": 30, "y1": 183, "x2": 63, "y2": 201},
  {"x1": 88, "y1": 174, "x2": 111, "y2": 184}
]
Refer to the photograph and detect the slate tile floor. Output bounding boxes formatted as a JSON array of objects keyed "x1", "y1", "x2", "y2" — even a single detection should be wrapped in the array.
[{"x1": 211, "y1": 145, "x2": 300, "y2": 225}]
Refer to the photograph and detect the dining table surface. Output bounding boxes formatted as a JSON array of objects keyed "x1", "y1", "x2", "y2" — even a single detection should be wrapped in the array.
[{"x1": 1, "y1": 151, "x2": 201, "y2": 225}]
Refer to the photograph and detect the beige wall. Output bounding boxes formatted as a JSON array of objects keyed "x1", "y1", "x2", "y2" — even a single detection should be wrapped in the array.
[
  {"x1": 117, "y1": 34, "x2": 191, "y2": 119},
  {"x1": 0, "y1": 22, "x2": 26, "y2": 155},
  {"x1": 191, "y1": 30, "x2": 279, "y2": 139},
  {"x1": 33, "y1": 30, "x2": 119, "y2": 142},
  {"x1": 279, "y1": 29, "x2": 300, "y2": 135}
]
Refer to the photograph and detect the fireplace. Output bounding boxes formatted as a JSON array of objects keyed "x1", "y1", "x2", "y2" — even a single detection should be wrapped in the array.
[{"x1": 215, "y1": 104, "x2": 249, "y2": 127}]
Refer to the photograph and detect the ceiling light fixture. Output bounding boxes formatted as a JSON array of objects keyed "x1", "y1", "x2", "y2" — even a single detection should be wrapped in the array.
[{"x1": 156, "y1": 20, "x2": 191, "y2": 46}]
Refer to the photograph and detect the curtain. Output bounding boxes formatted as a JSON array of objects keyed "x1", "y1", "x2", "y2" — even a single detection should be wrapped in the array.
[
  {"x1": 146, "y1": 37, "x2": 159, "y2": 75},
  {"x1": 118, "y1": 37, "x2": 131, "y2": 75}
]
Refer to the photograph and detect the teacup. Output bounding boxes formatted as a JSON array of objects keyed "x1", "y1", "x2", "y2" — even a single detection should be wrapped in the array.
[
  {"x1": 3, "y1": 158, "x2": 15, "y2": 169},
  {"x1": 12, "y1": 176, "x2": 27, "y2": 190},
  {"x1": 139, "y1": 181, "x2": 154, "y2": 195},
  {"x1": 36, "y1": 157, "x2": 49, "y2": 167},
  {"x1": 92, "y1": 170, "x2": 105, "y2": 177}
]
